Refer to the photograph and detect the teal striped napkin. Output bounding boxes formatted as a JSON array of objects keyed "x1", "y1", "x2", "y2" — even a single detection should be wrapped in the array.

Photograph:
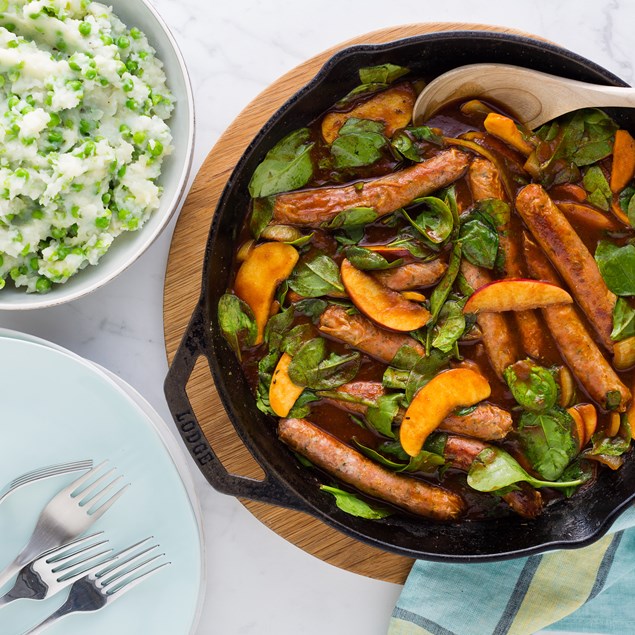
[{"x1": 389, "y1": 508, "x2": 635, "y2": 635}]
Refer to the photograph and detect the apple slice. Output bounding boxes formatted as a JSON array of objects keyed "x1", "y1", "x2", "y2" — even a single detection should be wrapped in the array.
[
  {"x1": 463, "y1": 278, "x2": 572, "y2": 314},
  {"x1": 340, "y1": 259, "x2": 431, "y2": 331},
  {"x1": 614, "y1": 335, "x2": 635, "y2": 370},
  {"x1": 400, "y1": 368, "x2": 491, "y2": 456},
  {"x1": 234, "y1": 242, "x2": 299, "y2": 344},
  {"x1": 269, "y1": 353, "x2": 305, "y2": 417}
]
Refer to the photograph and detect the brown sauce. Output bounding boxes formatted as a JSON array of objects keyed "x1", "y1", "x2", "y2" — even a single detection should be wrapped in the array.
[{"x1": 227, "y1": 82, "x2": 635, "y2": 521}]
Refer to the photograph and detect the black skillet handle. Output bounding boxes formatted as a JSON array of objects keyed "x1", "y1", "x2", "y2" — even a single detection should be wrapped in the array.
[{"x1": 164, "y1": 304, "x2": 313, "y2": 512}]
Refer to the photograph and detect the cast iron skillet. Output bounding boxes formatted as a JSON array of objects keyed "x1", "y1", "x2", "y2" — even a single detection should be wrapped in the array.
[{"x1": 165, "y1": 31, "x2": 635, "y2": 562}]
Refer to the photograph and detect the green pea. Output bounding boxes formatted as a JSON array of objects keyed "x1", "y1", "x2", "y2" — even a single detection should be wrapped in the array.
[
  {"x1": 14, "y1": 168, "x2": 29, "y2": 179},
  {"x1": 0, "y1": 279, "x2": 4, "y2": 290},
  {"x1": 101, "y1": 192, "x2": 111, "y2": 205},
  {"x1": 70, "y1": 205, "x2": 80, "y2": 218},
  {"x1": 132, "y1": 130, "x2": 146, "y2": 145},
  {"x1": 7, "y1": 40, "x2": 18, "y2": 49},
  {"x1": 129, "y1": 27, "x2": 142, "y2": 40},
  {"x1": 100, "y1": 34, "x2": 113, "y2": 46},
  {"x1": 95, "y1": 215, "x2": 110, "y2": 229},
  {"x1": 30, "y1": 257, "x2": 39, "y2": 270},
  {"x1": 48, "y1": 131, "x2": 63, "y2": 144},
  {"x1": 125, "y1": 98, "x2": 137, "y2": 110},
  {"x1": 117, "y1": 165, "x2": 126, "y2": 179},
  {"x1": 36, "y1": 277, "x2": 52, "y2": 293},
  {"x1": 71, "y1": 183, "x2": 84, "y2": 192},
  {"x1": 0, "y1": 76, "x2": 5, "y2": 87},
  {"x1": 149, "y1": 140, "x2": 163, "y2": 156},
  {"x1": 68, "y1": 79, "x2": 82, "y2": 91},
  {"x1": 78, "y1": 21, "x2": 91, "y2": 36},
  {"x1": 122, "y1": 78, "x2": 134, "y2": 92},
  {"x1": 32, "y1": 209, "x2": 44, "y2": 219},
  {"x1": 125, "y1": 59, "x2": 138, "y2": 73},
  {"x1": 117, "y1": 36, "x2": 130, "y2": 49},
  {"x1": 0, "y1": 254, "x2": 3, "y2": 267},
  {"x1": 84, "y1": 68, "x2": 96, "y2": 80},
  {"x1": 51, "y1": 227, "x2": 66, "y2": 239},
  {"x1": 69, "y1": 60, "x2": 81, "y2": 72}
]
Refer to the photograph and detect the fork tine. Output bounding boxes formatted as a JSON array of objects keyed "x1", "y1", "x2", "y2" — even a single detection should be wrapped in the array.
[
  {"x1": 46, "y1": 533, "x2": 108, "y2": 565},
  {"x1": 106, "y1": 560, "x2": 170, "y2": 597},
  {"x1": 50, "y1": 541, "x2": 111, "y2": 573},
  {"x1": 98, "y1": 545, "x2": 160, "y2": 586},
  {"x1": 89, "y1": 482, "x2": 130, "y2": 519},
  {"x1": 75, "y1": 468, "x2": 118, "y2": 502},
  {"x1": 55, "y1": 548, "x2": 113, "y2": 581},
  {"x1": 9, "y1": 460, "x2": 93, "y2": 488},
  {"x1": 43, "y1": 532, "x2": 105, "y2": 562},
  {"x1": 95, "y1": 539, "x2": 155, "y2": 578},
  {"x1": 59, "y1": 459, "x2": 110, "y2": 496}
]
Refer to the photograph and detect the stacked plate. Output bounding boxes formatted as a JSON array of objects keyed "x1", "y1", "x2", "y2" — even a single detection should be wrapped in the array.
[{"x1": 0, "y1": 329, "x2": 205, "y2": 634}]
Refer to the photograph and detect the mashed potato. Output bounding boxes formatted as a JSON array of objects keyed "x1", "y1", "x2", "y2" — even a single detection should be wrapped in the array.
[{"x1": 0, "y1": 0, "x2": 173, "y2": 293}]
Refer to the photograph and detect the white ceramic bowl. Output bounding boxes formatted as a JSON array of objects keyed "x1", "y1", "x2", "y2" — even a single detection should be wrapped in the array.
[{"x1": 0, "y1": 0, "x2": 194, "y2": 310}]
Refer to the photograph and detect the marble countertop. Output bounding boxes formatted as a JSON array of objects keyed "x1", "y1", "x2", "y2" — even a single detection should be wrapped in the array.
[{"x1": 1, "y1": 0, "x2": 633, "y2": 633}]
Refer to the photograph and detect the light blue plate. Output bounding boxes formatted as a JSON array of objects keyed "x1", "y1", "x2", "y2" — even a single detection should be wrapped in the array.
[{"x1": 0, "y1": 337, "x2": 202, "y2": 635}]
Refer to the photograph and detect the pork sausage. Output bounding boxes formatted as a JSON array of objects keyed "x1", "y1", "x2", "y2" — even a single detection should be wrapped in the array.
[
  {"x1": 318, "y1": 304, "x2": 425, "y2": 363},
  {"x1": 523, "y1": 233, "x2": 631, "y2": 411},
  {"x1": 461, "y1": 261, "x2": 520, "y2": 379},
  {"x1": 271, "y1": 148, "x2": 470, "y2": 227},
  {"x1": 443, "y1": 435, "x2": 543, "y2": 518},
  {"x1": 516, "y1": 184, "x2": 616, "y2": 351},
  {"x1": 278, "y1": 418, "x2": 465, "y2": 520},
  {"x1": 373, "y1": 260, "x2": 447, "y2": 291},
  {"x1": 468, "y1": 158, "x2": 551, "y2": 361}
]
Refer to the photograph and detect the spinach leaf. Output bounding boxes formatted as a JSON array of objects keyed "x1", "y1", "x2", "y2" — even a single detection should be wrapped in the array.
[
  {"x1": 287, "y1": 390, "x2": 319, "y2": 418},
  {"x1": 250, "y1": 197, "x2": 274, "y2": 239},
  {"x1": 264, "y1": 305, "x2": 295, "y2": 350},
  {"x1": 255, "y1": 349, "x2": 281, "y2": 415},
  {"x1": 404, "y1": 196, "x2": 454, "y2": 244},
  {"x1": 467, "y1": 446, "x2": 586, "y2": 492},
  {"x1": 293, "y1": 298, "x2": 328, "y2": 322},
  {"x1": 320, "y1": 485, "x2": 393, "y2": 519},
  {"x1": 344, "y1": 245, "x2": 403, "y2": 270},
  {"x1": 611, "y1": 297, "x2": 635, "y2": 341},
  {"x1": 583, "y1": 165, "x2": 612, "y2": 211},
  {"x1": 366, "y1": 393, "x2": 402, "y2": 438},
  {"x1": 335, "y1": 83, "x2": 389, "y2": 109},
  {"x1": 330, "y1": 118, "x2": 387, "y2": 169},
  {"x1": 552, "y1": 109, "x2": 618, "y2": 168},
  {"x1": 476, "y1": 199, "x2": 510, "y2": 229},
  {"x1": 595, "y1": 240, "x2": 635, "y2": 296},
  {"x1": 558, "y1": 460, "x2": 594, "y2": 498},
  {"x1": 431, "y1": 301, "x2": 466, "y2": 353},
  {"x1": 459, "y1": 212, "x2": 499, "y2": 269},
  {"x1": 383, "y1": 230, "x2": 435, "y2": 260},
  {"x1": 288, "y1": 253, "x2": 345, "y2": 297},
  {"x1": 288, "y1": 338, "x2": 361, "y2": 390},
  {"x1": 391, "y1": 126, "x2": 443, "y2": 161},
  {"x1": 504, "y1": 359, "x2": 558, "y2": 412},
  {"x1": 430, "y1": 242, "x2": 462, "y2": 320},
  {"x1": 382, "y1": 366, "x2": 410, "y2": 390},
  {"x1": 353, "y1": 439, "x2": 445, "y2": 473},
  {"x1": 325, "y1": 206, "x2": 378, "y2": 230},
  {"x1": 589, "y1": 416, "x2": 631, "y2": 457},
  {"x1": 248, "y1": 128, "x2": 314, "y2": 198},
  {"x1": 516, "y1": 409, "x2": 578, "y2": 481},
  {"x1": 217, "y1": 294, "x2": 257, "y2": 360},
  {"x1": 281, "y1": 323, "x2": 314, "y2": 356},
  {"x1": 358, "y1": 63, "x2": 409, "y2": 84},
  {"x1": 619, "y1": 186, "x2": 635, "y2": 226}
]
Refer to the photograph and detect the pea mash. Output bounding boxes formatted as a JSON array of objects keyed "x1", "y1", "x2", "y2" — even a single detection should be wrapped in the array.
[{"x1": 0, "y1": 0, "x2": 173, "y2": 293}]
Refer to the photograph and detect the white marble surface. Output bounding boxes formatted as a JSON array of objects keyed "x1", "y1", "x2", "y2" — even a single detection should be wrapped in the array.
[{"x1": 1, "y1": 0, "x2": 634, "y2": 633}]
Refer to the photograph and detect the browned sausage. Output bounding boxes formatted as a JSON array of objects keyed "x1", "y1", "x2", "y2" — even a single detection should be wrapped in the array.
[
  {"x1": 460, "y1": 261, "x2": 520, "y2": 379},
  {"x1": 318, "y1": 304, "x2": 425, "y2": 363},
  {"x1": 322, "y1": 380, "x2": 512, "y2": 441},
  {"x1": 516, "y1": 184, "x2": 616, "y2": 351},
  {"x1": 443, "y1": 435, "x2": 543, "y2": 519},
  {"x1": 467, "y1": 156, "x2": 506, "y2": 201},
  {"x1": 271, "y1": 148, "x2": 470, "y2": 227},
  {"x1": 373, "y1": 260, "x2": 447, "y2": 291},
  {"x1": 523, "y1": 233, "x2": 631, "y2": 411},
  {"x1": 468, "y1": 158, "x2": 551, "y2": 361},
  {"x1": 278, "y1": 418, "x2": 465, "y2": 520},
  {"x1": 441, "y1": 403, "x2": 512, "y2": 440}
]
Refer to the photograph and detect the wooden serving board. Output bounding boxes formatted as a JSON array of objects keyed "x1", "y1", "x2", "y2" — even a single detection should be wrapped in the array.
[{"x1": 163, "y1": 23, "x2": 545, "y2": 584}]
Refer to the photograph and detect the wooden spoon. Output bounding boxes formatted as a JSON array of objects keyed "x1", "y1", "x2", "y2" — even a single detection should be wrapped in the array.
[{"x1": 412, "y1": 63, "x2": 635, "y2": 129}]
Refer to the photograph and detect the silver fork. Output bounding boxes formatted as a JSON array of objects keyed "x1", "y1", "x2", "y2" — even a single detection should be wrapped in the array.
[
  {"x1": 22, "y1": 538, "x2": 170, "y2": 635},
  {"x1": 0, "y1": 461, "x2": 129, "y2": 589},
  {"x1": 0, "y1": 533, "x2": 111, "y2": 607},
  {"x1": 0, "y1": 460, "x2": 93, "y2": 506}
]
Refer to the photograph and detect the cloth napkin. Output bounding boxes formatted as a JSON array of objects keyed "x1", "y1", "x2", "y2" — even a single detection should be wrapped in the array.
[{"x1": 389, "y1": 507, "x2": 635, "y2": 635}]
